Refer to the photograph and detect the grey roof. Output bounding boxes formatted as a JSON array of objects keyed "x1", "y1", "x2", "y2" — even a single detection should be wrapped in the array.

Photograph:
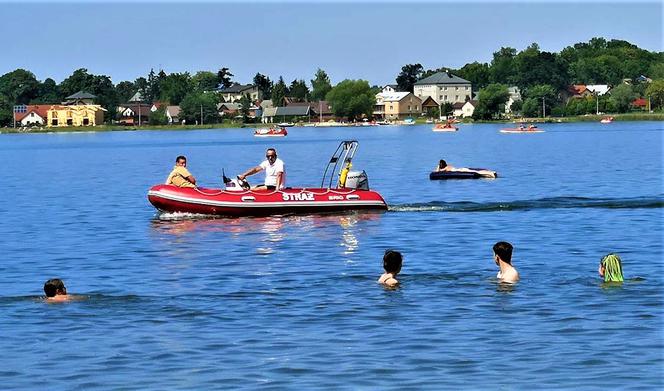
[
  {"x1": 65, "y1": 91, "x2": 97, "y2": 100},
  {"x1": 275, "y1": 106, "x2": 310, "y2": 116},
  {"x1": 129, "y1": 91, "x2": 144, "y2": 102},
  {"x1": 262, "y1": 107, "x2": 278, "y2": 117},
  {"x1": 219, "y1": 83, "x2": 256, "y2": 93},
  {"x1": 414, "y1": 72, "x2": 470, "y2": 85},
  {"x1": 217, "y1": 102, "x2": 241, "y2": 111},
  {"x1": 260, "y1": 99, "x2": 273, "y2": 108}
]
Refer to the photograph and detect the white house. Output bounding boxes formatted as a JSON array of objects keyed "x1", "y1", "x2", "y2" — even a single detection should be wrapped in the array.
[
  {"x1": 585, "y1": 85, "x2": 611, "y2": 96},
  {"x1": 413, "y1": 71, "x2": 472, "y2": 105},
  {"x1": 218, "y1": 83, "x2": 262, "y2": 102},
  {"x1": 505, "y1": 86, "x2": 522, "y2": 113},
  {"x1": 453, "y1": 100, "x2": 478, "y2": 118}
]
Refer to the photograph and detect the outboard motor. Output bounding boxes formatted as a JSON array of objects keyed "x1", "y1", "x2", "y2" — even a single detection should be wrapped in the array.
[{"x1": 344, "y1": 170, "x2": 369, "y2": 190}]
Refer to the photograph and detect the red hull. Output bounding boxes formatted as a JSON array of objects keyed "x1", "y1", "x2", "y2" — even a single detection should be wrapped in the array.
[{"x1": 148, "y1": 184, "x2": 388, "y2": 217}]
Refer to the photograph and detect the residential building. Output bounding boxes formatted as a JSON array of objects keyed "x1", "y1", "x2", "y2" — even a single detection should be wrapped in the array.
[
  {"x1": 374, "y1": 92, "x2": 422, "y2": 120},
  {"x1": 287, "y1": 101, "x2": 334, "y2": 122},
  {"x1": 453, "y1": 100, "x2": 478, "y2": 118},
  {"x1": 218, "y1": 83, "x2": 262, "y2": 102},
  {"x1": 13, "y1": 105, "x2": 51, "y2": 126},
  {"x1": 413, "y1": 71, "x2": 472, "y2": 105},
  {"x1": 47, "y1": 104, "x2": 106, "y2": 127},
  {"x1": 421, "y1": 96, "x2": 439, "y2": 117},
  {"x1": 262, "y1": 106, "x2": 311, "y2": 123},
  {"x1": 506, "y1": 86, "x2": 522, "y2": 113},
  {"x1": 217, "y1": 102, "x2": 241, "y2": 117},
  {"x1": 381, "y1": 85, "x2": 400, "y2": 93},
  {"x1": 64, "y1": 91, "x2": 97, "y2": 105},
  {"x1": 117, "y1": 104, "x2": 151, "y2": 125},
  {"x1": 165, "y1": 106, "x2": 181, "y2": 124},
  {"x1": 632, "y1": 98, "x2": 648, "y2": 110},
  {"x1": 585, "y1": 85, "x2": 611, "y2": 96}
]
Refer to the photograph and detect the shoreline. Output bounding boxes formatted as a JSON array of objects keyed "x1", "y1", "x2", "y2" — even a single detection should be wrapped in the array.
[{"x1": 3, "y1": 113, "x2": 662, "y2": 134}]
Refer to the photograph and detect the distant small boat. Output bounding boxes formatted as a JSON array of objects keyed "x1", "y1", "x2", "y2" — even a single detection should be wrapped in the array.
[
  {"x1": 403, "y1": 118, "x2": 416, "y2": 125},
  {"x1": 277, "y1": 122, "x2": 295, "y2": 127},
  {"x1": 425, "y1": 119, "x2": 434, "y2": 124},
  {"x1": 432, "y1": 122, "x2": 458, "y2": 132},
  {"x1": 600, "y1": 116, "x2": 614, "y2": 124},
  {"x1": 500, "y1": 124, "x2": 543, "y2": 133},
  {"x1": 254, "y1": 127, "x2": 288, "y2": 137}
]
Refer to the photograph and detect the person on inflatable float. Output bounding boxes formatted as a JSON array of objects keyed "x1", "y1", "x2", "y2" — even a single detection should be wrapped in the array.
[
  {"x1": 166, "y1": 155, "x2": 197, "y2": 188},
  {"x1": 238, "y1": 148, "x2": 285, "y2": 191}
]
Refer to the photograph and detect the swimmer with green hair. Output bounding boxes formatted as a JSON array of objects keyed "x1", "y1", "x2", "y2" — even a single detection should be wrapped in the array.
[{"x1": 598, "y1": 253, "x2": 624, "y2": 282}]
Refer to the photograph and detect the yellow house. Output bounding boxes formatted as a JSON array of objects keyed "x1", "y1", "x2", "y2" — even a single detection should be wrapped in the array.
[
  {"x1": 376, "y1": 92, "x2": 422, "y2": 120},
  {"x1": 47, "y1": 104, "x2": 106, "y2": 127}
]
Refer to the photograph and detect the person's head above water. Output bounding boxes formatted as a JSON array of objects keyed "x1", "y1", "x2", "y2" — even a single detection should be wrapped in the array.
[
  {"x1": 493, "y1": 241, "x2": 513, "y2": 264},
  {"x1": 383, "y1": 250, "x2": 403, "y2": 274},
  {"x1": 438, "y1": 159, "x2": 447, "y2": 170},
  {"x1": 44, "y1": 278, "x2": 67, "y2": 298},
  {"x1": 599, "y1": 253, "x2": 623, "y2": 282}
]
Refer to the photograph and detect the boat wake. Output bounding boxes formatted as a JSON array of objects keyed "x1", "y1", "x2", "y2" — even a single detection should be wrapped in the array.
[{"x1": 389, "y1": 196, "x2": 664, "y2": 213}]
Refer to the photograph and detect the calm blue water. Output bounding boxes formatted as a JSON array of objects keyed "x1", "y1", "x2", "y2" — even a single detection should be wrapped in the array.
[{"x1": 1, "y1": 122, "x2": 662, "y2": 390}]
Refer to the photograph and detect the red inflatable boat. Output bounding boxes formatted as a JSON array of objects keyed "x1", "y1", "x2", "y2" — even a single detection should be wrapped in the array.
[{"x1": 148, "y1": 141, "x2": 388, "y2": 217}]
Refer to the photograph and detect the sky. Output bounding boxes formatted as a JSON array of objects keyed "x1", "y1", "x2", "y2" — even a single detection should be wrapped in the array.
[{"x1": 0, "y1": 1, "x2": 661, "y2": 86}]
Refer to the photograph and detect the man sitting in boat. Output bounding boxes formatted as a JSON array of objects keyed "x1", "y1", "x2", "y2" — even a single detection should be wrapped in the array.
[
  {"x1": 165, "y1": 155, "x2": 197, "y2": 188},
  {"x1": 238, "y1": 148, "x2": 285, "y2": 191}
]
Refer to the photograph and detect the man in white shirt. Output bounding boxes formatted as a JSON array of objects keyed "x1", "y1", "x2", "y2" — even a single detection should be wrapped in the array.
[{"x1": 238, "y1": 148, "x2": 286, "y2": 190}]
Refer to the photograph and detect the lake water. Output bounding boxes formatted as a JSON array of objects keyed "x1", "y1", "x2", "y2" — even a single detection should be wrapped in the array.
[{"x1": 1, "y1": 121, "x2": 662, "y2": 390}]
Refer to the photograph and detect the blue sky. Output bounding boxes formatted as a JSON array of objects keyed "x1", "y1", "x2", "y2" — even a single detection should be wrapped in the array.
[{"x1": 0, "y1": 1, "x2": 661, "y2": 86}]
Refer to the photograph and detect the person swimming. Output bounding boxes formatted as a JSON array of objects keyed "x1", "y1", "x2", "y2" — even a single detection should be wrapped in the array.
[
  {"x1": 44, "y1": 278, "x2": 70, "y2": 301},
  {"x1": 378, "y1": 250, "x2": 403, "y2": 287},
  {"x1": 599, "y1": 253, "x2": 624, "y2": 282}
]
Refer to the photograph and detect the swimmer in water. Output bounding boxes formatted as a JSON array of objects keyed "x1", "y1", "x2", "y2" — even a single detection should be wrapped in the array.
[
  {"x1": 44, "y1": 278, "x2": 70, "y2": 301},
  {"x1": 598, "y1": 253, "x2": 624, "y2": 283},
  {"x1": 493, "y1": 241, "x2": 519, "y2": 283},
  {"x1": 378, "y1": 250, "x2": 403, "y2": 287}
]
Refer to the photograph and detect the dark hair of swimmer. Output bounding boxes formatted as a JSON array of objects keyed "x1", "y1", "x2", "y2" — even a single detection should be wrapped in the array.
[
  {"x1": 438, "y1": 159, "x2": 447, "y2": 169},
  {"x1": 176, "y1": 155, "x2": 187, "y2": 163},
  {"x1": 383, "y1": 250, "x2": 403, "y2": 274},
  {"x1": 493, "y1": 241, "x2": 513, "y2": 264},
  {"x1": 44, "y1": 278, "x2": 66, "y2": 297}
]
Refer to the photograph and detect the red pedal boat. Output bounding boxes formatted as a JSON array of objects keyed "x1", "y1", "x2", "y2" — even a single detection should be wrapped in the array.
[
  {"x1": 148, "y1": 141, "x2": 387, "y2": 217},
  {"x1": 254, "y1": 127, "x2": 288, "y2": 137}
]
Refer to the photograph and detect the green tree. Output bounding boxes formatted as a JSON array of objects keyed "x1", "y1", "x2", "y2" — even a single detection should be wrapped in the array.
[
  {"x1": 648, "y1": 63, "x2": 664, "y2": 80},
  {"x1": 192, "y1": 71, "x2": 219, "y2": 92},
  {"x1": 524, "y1": 84, "x2": 557, "y2": 115},
  {"x1": 645, "y1": 79, "x2": 664, "y2": 110},
  {"x1": 510, "y1": 99, "x2": 523, "y2": 114},
  {"x1": 149, "y1": 107, "x2": 168, "y2": 125},
  {"x1": 115, "y1": 81, "x2": 135, "y2": 103},
  {"x1": 514, "y1": 44, "x2": 569, "y2": 90},
  {"x1": 521, "y1": 97, "x2": 540, "y2": 117},
  {"x1": 144, "y1": 68, "x2": 161, "y2": 102},
  {"x1": 180, "y1": 92, "x2": 219, "y2": 125},
  {"x1": 310, "y1": 68, "x2": 332, "y2": 101},
  {"x1": 472, "y1": 83, "x2": 510, "y2": 120},
  {"x1": 253, "y1": 73, "x2": 272, "y2": 100},
  {"x1": 442, "y1": 102, "x2": 454, "y2": 117},
  {"x1": 0, "y1": 69, "x2": 40, "y2": 104},
  {"x1": 31, "y1": 77, "x2": 61, "y2": 104},
  {"x1": 159, "y1": 72, "x2": 193, "y2": 105},
  {"x1": 608, "y1": 84, "x2": 637, "y2": 113},
  {"x1": 134, "y1": 77, "x2": 148, "y2": 98},
  {"x1": 271, "y1": 77, "x2": 287, "y2": 107},
  {"x1": 0, "y1": 94, "x2": 12, "y2": 126},
  {"x1": 456, "y1": 62, "x2": 491, "y2": 90},
  {"x1": 325, "y1": 79, "x2": 375, "y2": 121},
  {"x1": 490, "y1": 47, "x2": 517, "y2": 85},
  {"x1": 396, "y1": 64, "x2": 423, "y2": 93},
  {"x1": 217, "y1": 67, "x2": 234, "y2": 89},
  {"x1": 289, "y1": 79, "x2": 309, "y2": 101},
  {"x1": 239, "y1": 93, "x2": 252, "y2": 122}
]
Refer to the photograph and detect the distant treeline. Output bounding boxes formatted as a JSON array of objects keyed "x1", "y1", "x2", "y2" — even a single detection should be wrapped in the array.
[{"x1": 1, "y1": 37, "x2": 662, "y2": 126}]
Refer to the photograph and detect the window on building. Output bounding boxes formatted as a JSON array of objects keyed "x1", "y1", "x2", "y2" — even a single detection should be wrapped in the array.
[
  {"x1": 465, "y1": 86, "x2": 469, "y2": 90},
  {"x1": 83, "y1": 118, "x2": 90, "y2": 126},
  {"x1": 456, "y1": 95, "x2": 459, "y2": 101},
  {"x1": 444, "y1": 87, "x2": 448, "y2": 91},
  {"x1": 66, "y1": 119, "x2": 73, "y2": 126},
  {"x1": 52, "y1": 119, "x2": 58, "y2": 126},
  {"x1": 390, "y1": 105, "x2": 393, "y2": 110},
  {"x1": 444, "y1": 95, "x2": 448, "y2": 100},
  {"x1": 456, "y1": 87, "x2": 459, "y2": 90}
]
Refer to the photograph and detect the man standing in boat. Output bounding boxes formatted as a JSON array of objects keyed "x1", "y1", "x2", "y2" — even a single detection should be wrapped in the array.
[
  {"x1": 166, "y1": 155, "x2": 197, "y2": 188},
  {"x1": 238, "y1": 148, "x2": 285, "y2": 190}
]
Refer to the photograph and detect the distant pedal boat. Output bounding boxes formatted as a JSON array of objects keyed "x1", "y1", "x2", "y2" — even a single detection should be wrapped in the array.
[{"x1": 254, "y1": 127, "x2": 288, "y2": 137}]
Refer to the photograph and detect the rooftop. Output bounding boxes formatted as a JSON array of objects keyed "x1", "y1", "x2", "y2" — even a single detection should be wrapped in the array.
[{"x1": 414, "y1": 72, "x2": 470, "y2": 86}]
